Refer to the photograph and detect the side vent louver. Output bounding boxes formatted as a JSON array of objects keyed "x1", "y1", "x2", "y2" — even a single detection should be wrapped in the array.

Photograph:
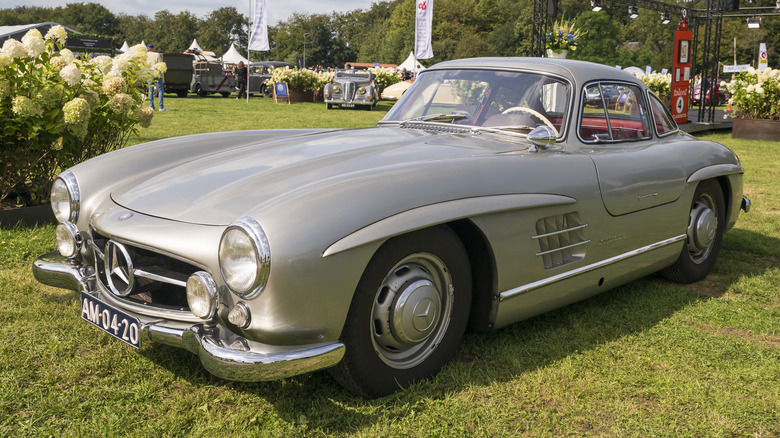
[{"x1": 533, "y1": 213, "x2": 589, "y2": 269}]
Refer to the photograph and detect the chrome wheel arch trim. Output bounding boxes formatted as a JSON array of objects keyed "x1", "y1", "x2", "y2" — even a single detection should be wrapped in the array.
[{"x1": 499, "y1": 234, "x2": 686, "y2": 301}]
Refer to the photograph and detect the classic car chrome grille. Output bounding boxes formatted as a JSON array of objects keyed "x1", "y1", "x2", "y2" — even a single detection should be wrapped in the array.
[
  {"x1": 89, "y1": 230, "x2": 198, "y2": 311},
  {"x1": 533, "y1": 213, "x2": 589, "y2": 269},
  {"x1": 343, "y1": 82, "x2": 356, "y2": 101}
]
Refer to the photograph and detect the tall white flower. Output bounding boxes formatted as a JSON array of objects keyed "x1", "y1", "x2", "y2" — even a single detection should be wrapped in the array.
[
  {"x1": 12, "y1": 96, "x2": 43, "y2": 118},
  {"x1": 60, "y1": 64, "x2": 82, "y2": 86},
  {"x1": 45, "y1": 25, "x2": 68, "y2": 45},
  {"x1": 2, "y1": 39, "x2": 28, "y2": 60},
  {"x1": 92, "y1": 56, "x2": 113, "y2": 74},
  {"x1": 22, "y1": 29, "x2": 46, "y2": 58}
]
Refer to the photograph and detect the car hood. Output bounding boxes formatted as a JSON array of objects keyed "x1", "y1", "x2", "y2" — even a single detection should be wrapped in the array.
[{"x1": 112, "y1": 126, "x2": 521, "y2": 226}]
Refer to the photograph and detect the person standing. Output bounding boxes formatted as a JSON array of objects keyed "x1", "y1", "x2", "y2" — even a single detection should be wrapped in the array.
[
  {"x1": 147, "y1": 44, "x2": 167, "y2": 111},
  {"x1": 235, "y1": 61, "x2": 248, "y2": 99}
]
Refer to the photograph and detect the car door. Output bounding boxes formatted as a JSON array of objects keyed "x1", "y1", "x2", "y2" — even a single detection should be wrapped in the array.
[{"x1": 579, "y1": 82, "x2": 686, "y2": 216}]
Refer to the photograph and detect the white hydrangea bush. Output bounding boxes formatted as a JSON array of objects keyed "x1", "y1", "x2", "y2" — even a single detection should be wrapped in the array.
[
  {"x1": 721, "y1": 67, "x2": 780, "y2": 120},
  {"x1": 640, "y1": 72, "x2": 672, "y2": 104},
  {"x1": 368, "y1": 66, "x2": 401, "y2": 93},
  {"x1": 0, "y1": 26, "x2": 157, "y2": 205}
]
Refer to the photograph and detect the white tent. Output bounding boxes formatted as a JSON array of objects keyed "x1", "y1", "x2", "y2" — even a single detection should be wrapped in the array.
[
  {"x1": 187, "y1": 39, "x2": 203, "y2": 52},
  {"x1": 118, "y1": 41, "x2": 130, "y2": 53},
  {"x1": 396, "y1": 52, "x2": 426, "y2": 74},
  {"x1": 623, "y1": 66, "x2": 645, "y2": 77},
  {"x1": 220, "y1": 44, "x2": 249, "y2": 65}
]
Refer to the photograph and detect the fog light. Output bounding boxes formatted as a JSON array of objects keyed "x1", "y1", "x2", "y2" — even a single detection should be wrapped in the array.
[
  {"x1": 186, "y1": 272, "x2": 217, "y2": 319},
  {"x1": 228, "y1": 302, "x2": 251, "y2": 328},
  {"x1": 55, "y1": 222, "x2": 82, "y2": 258}
]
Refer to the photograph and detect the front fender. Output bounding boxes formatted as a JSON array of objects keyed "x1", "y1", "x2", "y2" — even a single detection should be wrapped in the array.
[{"x1": 323, "y1": 194, "x2": 577, "y2": 257}]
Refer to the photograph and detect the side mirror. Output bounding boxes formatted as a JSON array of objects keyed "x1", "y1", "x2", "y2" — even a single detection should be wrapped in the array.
[{"x1": 527, "y1": 126, "x2": 557, "y2": 152}]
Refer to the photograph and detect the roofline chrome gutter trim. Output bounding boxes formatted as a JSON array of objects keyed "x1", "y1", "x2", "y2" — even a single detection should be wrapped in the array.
[{"x1": 499, "y1": 234, "x2": 685, "y2": 301}]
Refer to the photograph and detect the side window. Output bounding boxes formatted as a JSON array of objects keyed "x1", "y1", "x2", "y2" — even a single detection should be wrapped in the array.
[
  {"x1": 648, "y1": 93, "x2": 678, "y2": 136},
  {"x1": 580, "y1": 82, "x2": 652, "y2": 142}
]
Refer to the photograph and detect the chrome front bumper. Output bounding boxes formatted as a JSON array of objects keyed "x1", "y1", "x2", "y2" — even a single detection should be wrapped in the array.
[{"x1": 32, "y1": 252, "x2": 345, "y2": 382}]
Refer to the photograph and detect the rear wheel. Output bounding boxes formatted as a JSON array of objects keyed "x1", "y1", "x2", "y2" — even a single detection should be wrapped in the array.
[
  {"x1": 261, "y1": 85, "x2": 272, "y2": 98},
  {"x1": 662, "y1": 180, "x2": 725, "y2": 283},
  {"x1": 329, "y1": 226, "x2": 472, "y2": 398}
]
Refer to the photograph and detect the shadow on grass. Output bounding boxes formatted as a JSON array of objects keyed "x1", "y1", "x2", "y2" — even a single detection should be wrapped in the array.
[{"x1": 129, "y1": 228, "x2": 778, "y2": 434}]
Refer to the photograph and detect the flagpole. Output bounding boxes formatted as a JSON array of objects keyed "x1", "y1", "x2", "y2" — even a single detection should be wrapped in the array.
[{"x1": 247, "y1": 0, "x2": 251, "y2": 103}]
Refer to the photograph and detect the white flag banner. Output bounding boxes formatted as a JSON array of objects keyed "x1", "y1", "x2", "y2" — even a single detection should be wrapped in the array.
[
  {"x1": 414, "y1": 0, "x2": 433, "y2": 59},
  {"x1": 249, "y1": 0, "x2": 269, "y2": 51}
]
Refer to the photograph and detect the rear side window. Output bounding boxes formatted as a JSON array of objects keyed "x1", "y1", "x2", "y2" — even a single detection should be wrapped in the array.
[
  {"x1": 579, "y1": 82, "x2": 652, "y2": 143},
  {"x1": 648, "y1": 93, "x2": 678, "y2": 136}
]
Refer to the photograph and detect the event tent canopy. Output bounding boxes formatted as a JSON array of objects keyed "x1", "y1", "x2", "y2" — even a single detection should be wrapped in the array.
[
  {"x1": 396, "y1": 52, "x2": 426, "y2": 74},
  {"x1": 220, "y1": 44, "x2": 249, "y2": 65}
]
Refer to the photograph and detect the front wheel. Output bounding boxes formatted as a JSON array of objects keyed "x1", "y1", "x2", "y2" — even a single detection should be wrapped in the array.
[
  {"x1": 661, "y1": 180, "x2": 725, "y2": 283},
  {"x1": 329, "y1": 226, "x2": 472, "y2": 398}
]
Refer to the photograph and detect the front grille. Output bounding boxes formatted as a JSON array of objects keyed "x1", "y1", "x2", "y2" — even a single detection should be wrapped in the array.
[
  {"x1": 90, "y1": 230, "x2": 199, "y2": 312},
  {"x1": 533, "y1": 213, "x2": 589, "y2": 269},
  {"x1": 343, "y1": 82, "x2": 356, "y2": 102}
]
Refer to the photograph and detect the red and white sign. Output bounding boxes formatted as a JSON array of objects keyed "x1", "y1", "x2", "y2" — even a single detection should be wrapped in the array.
[
  {"x1": 671, "y1": 15, "x2": 691, "y2": 124},
  {"x1": 759, "y1": 43, "x2": 768, "y2": 71},
  {"x1": 415, "y1": 0, "x2": 434, "y2": 59}
]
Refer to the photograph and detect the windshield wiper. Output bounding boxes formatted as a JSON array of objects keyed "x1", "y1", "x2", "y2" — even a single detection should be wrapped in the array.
[{"x1": 400, "y1": 113, "x2": 469, "y2": 124}]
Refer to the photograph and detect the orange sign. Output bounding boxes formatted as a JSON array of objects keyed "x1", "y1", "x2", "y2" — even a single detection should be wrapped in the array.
[{"x1": 672, "y1": 12, "x2": 691, "y2": 124}]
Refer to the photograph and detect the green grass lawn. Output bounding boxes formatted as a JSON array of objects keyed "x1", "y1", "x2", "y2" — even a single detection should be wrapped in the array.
[{"x1": 1, "y1": 98, "x2": 778, "y2": 437}]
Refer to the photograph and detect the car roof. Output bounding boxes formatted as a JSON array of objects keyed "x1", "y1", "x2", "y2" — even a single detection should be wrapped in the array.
[{"x1": 427, "y1": 57, "x2": 644, "y2": 88}]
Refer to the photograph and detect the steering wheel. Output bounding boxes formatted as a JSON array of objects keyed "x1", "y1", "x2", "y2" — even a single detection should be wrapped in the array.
[{"x1": 501, "y1": 106, "x2": 559, "y2": 137}]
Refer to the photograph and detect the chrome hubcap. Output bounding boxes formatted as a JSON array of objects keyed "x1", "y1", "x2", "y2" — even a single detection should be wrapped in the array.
[
  {"x1": 687, "y1": 194, "x2": 718, "y2": 263},
  {"x1": 371, "y1": 253, "x2": 453, "y2": 369}
]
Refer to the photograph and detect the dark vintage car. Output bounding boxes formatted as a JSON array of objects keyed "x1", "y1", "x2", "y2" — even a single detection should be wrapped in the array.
[
  {"x1": 248, "y1": 61, "x2": 293, "y2": 97},
  {"x1": 323, "y1": 69, "x2": 378, "y2": 109},
  {"x1": 34, "y1": 57, "x2": 749, "y2": 398}
]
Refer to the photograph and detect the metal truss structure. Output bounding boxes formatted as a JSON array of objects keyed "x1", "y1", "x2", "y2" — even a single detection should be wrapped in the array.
[{"x1": 531, "y1": 0, "x2": 779, "y2": 125}]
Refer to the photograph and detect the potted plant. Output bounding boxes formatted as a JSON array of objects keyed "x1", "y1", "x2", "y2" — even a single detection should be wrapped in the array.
[
  {"x1": 543, "y1": 19, "x2": 583, "y2": 59},
  {"x1": 721, "y1": 67, "x2": 780, "y2": 140},
  {"x1": 266, "y1": 67, "x2": 332, "y2": 102}
]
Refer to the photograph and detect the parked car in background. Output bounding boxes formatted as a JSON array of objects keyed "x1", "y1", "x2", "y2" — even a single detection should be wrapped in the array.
[
  {"x1": 191, "y1": 54, "x2": 234, "y2": 97},
  {"x1": 162, "y1": 53, "x2": 194, "y2": 98},
  {"x1": 34, "y1": 57, "x2": 749, "y2": 398},
  {"x1": 247, "y1": 61, "x2": 294, "y2": 97},
  {"x1": 323, "y1": 69, "x2": 378, "y2": 109},
  {"x1": 381, "y1": 79, "x2": 413, "y2": 100},
  {"x1": 692, "y1": 78, "x2": 728, "y2": 105}
]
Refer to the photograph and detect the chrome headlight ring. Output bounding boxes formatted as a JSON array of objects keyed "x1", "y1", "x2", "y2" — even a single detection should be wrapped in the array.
[
  {"x1": 51, "y1": 170, "x2": 80, "y2": 223},
  {"x1": 218, "y1": 216, "x2": 270, "y2": 298}
]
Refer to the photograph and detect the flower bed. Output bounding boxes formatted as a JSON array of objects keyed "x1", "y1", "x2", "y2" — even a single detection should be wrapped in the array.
[{"x1": 1, "y1": 26, "x2": 159, "y2": 207}]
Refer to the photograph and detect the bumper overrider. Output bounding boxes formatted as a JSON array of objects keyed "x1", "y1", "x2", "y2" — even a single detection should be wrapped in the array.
[{"x1": 33, "y1": 252, "x2": 345, "y2": 382}]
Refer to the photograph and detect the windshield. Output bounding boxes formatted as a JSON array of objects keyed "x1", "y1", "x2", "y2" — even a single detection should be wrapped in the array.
[{"x1": 382, "y1": 69, "x2": 570, "y2": 136}]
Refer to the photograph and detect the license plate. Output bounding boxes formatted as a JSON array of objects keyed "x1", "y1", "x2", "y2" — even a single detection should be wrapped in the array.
[
  {"x1": 81, "y1": 292, "x2": 140, "y2": 348},
  {"x1": 341, "y1": 103, "x2": 355, "y2": 108}
]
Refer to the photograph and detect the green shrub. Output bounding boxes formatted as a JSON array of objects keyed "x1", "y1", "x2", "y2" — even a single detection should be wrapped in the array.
[
  {"x1": 0, "y1": 26, "x2": 158, "y2": 206},
  {"x1": 267, "y1": 67, "x2": 332, "y2": 92},
  {"x1": 368, "y1": 67, "x2": 401, "y2": 93}
]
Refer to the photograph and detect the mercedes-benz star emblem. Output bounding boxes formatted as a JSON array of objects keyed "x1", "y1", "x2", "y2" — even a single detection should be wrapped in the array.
[{"x1": 104, "y1": 241, "x2": 135, "y2": 296}]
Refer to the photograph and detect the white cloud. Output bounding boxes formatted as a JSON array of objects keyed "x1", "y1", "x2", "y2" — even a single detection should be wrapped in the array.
[{"x1": 0, "y1": 0, "x2": 377, "y2": 24}]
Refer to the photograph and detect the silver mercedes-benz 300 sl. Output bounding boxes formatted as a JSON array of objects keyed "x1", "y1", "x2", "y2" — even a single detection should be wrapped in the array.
[{"x1": 34, "y1": 58, "x2": 749, "y2": 398}]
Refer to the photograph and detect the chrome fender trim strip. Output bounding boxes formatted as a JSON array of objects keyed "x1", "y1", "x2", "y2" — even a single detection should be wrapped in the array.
[{"x1": 499, "y1": 234, "x2": 686, "y2": 301}]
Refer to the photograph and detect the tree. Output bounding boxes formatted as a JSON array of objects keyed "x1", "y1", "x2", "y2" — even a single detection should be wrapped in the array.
[
  {"x1": 59, "y1": 2, "x2": 119, "y2": 37},
  {"x1": 198, "y1": 7, "x2": 247, "y2": 56}
]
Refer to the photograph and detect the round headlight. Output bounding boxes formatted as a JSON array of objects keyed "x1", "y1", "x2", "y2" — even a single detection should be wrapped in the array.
[
  {"x1": 55, "y1": 222, "x2": 82, "y2": 258},
  {"x1": 219, "y1": 217, "x2": 270, "y2": 297},
  {"x1": 186, "y1": 272, "x2": 218, "y2": 319},
  {"x1": 51, "y1": 171, "x2": 80, "y2": 223},
  {"x1": 333, "y1": 86, "x2": 341, "y2": 94},
  {"x1": 358, "y1": 87, "x2": 366, "y2": 94}
]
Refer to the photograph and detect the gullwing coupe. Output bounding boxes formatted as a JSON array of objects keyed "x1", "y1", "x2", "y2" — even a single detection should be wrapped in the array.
[{"x1": 34, "y1": 58, "x2": 749, "y2": 398}]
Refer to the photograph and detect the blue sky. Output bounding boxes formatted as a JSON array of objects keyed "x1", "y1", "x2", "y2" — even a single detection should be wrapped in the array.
[{"x1": 0, "y1": 0, "x2": 377, "y2": 25}]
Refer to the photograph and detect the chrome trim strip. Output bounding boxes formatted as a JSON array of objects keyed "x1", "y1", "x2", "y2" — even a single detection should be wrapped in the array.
[
  {"x1": 535, "y1": 239, "x2": 591, "y2": 257},
  {"x1": 500, "y1": 234, "x2": 686, "y2": 301},
  {"x1": 134, "y1": 268, "x2": 187, "y2": 287},
  {"x1": 532, "y1": 224, "x2": 588, "y2": 239}
]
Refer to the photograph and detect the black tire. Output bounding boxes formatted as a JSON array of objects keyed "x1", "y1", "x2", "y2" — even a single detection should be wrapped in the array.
[
  {"x1": 261, "y1": 85, "x2": 273, "y2": 98},
  {"x1": 661, "y1": 180, "x2": 726, "y2": 284},
  {"x1": 196, "y1": 84, "x2": 205, "y2": 98},
  {"x1": 221, "y1": 92, "x2": 230, "y2": 98},
  {"x1": 326, "y1": 103, "x2": 332, "y2": 109},
  {"x1": 329, "y1": 226, "x2": 472, "y2": 398},
  {"x1": 176, "y1": 90, "x2": 188, "y2": 98}
]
